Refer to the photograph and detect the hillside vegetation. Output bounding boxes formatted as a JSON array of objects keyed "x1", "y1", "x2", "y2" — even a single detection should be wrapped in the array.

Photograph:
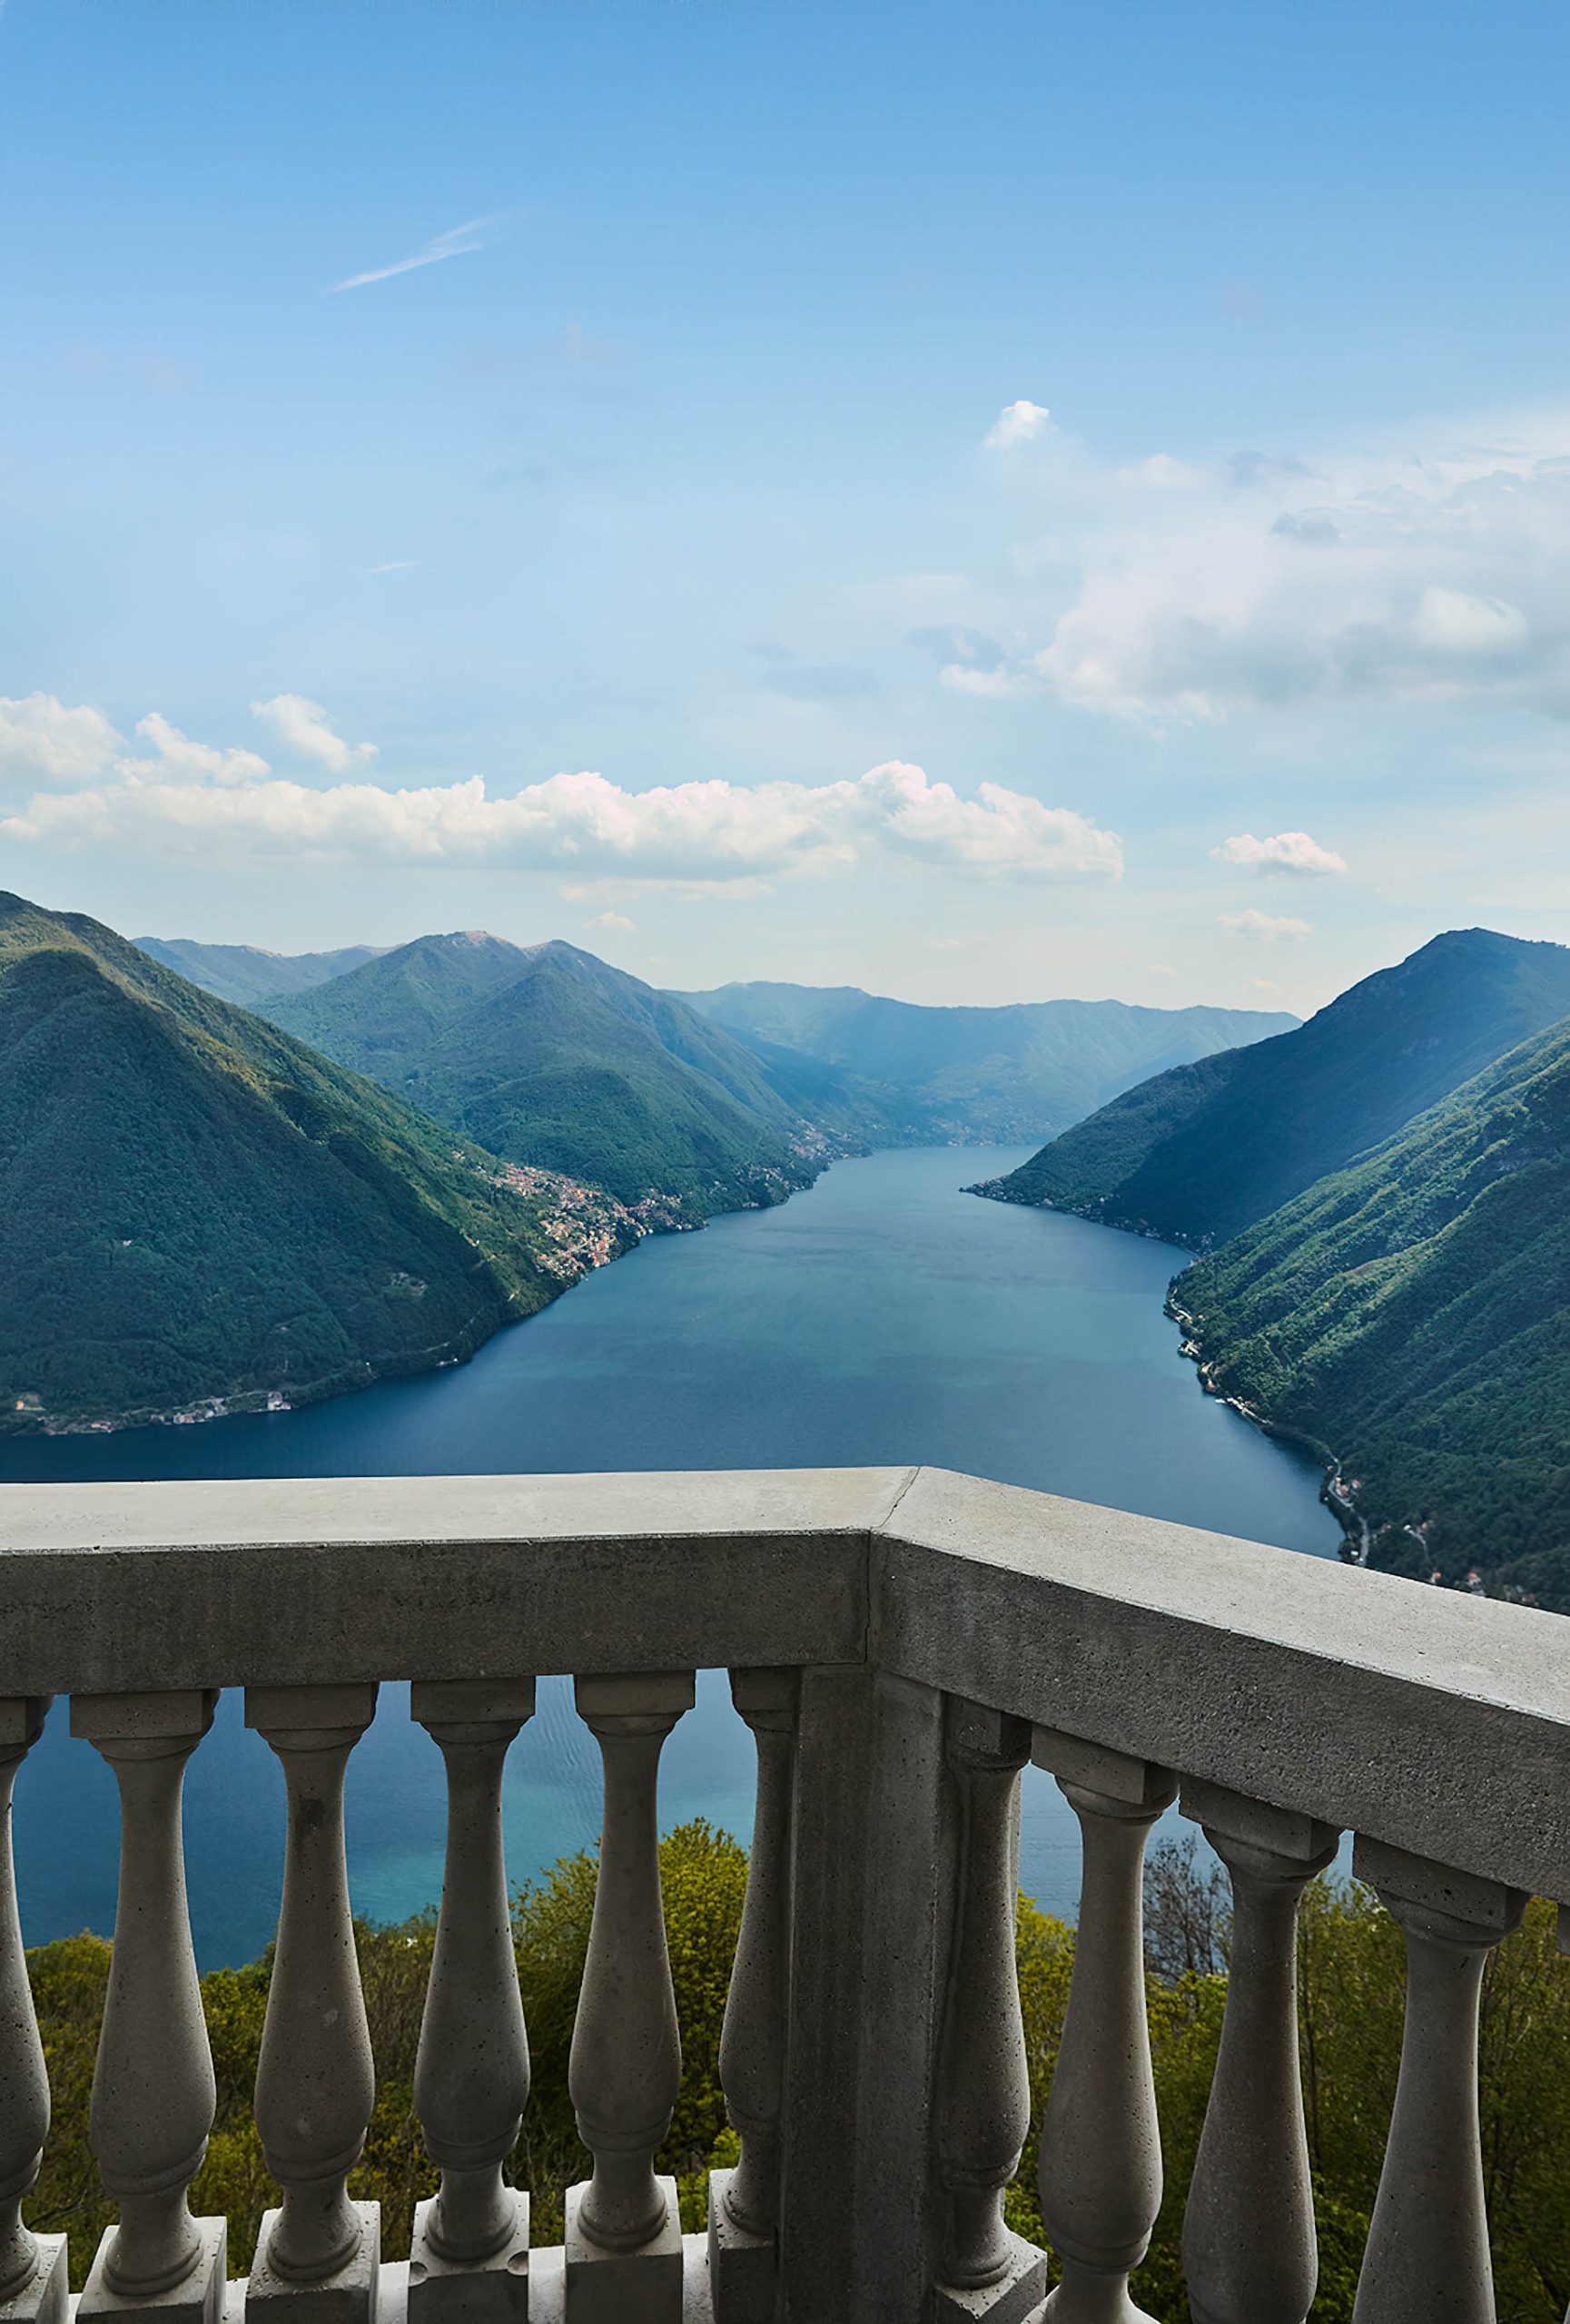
[
  {"x1": 976, "y1": 930, "x2": 1570, "y2": 1246},
  {"x1": 0, "y1": 894, "x2": 611, "y2": 1432},
  {"x1": 24, "y1": 1828, "x2": 1570, "y2": 2322},
  {"x1": 264, "y1": 933, "x2": 851, "y2": 1218},
  {"x1": 1178, "y1": 1015, "x2": 1570, "y2": 1599},
  {"x1": 681, "y1": 979, "x2": 1296, "y2": 1144}
]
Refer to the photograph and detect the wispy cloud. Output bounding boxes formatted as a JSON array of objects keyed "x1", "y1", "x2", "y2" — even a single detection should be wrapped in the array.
[
  {"x1": 1212, "y1": 831, "x2": 1348, "y2": 877},
  {"x1": 1220, "y1": 909, "x2": 1313, "y2": 941},
  {"x1": 331, "y1": 212, "x2": 509, "y2": 294},
  {"x1": 367, "y1": 560, "x2": 419, "y2": 574}
]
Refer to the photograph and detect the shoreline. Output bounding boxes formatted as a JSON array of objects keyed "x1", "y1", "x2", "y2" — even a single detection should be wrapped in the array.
[{"x1": 1165, "y1": 1289, "x2": 1367, "y2": 1563}]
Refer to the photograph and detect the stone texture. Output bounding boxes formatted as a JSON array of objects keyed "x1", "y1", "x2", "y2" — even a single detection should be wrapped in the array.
[
  {"x1": 929, "y1": 2233, "x2": 1046, "y2": 2324},
  {"x1": 705, "y1": 2171, "x2": 772, "y2": 2324},
  {"x1": 78, "y1": 2218, "x2": 225, "y2": 2324},
  {"x1": 0, "y1": 2236, "x2": 66, "y2": 2324},
  {"x1": 410, "y1": 2192, "x2": 529, "y2": 2324},
  {"x1": 564, "y1": 2178, "x2": 682, "y2": 2324},
  {"x1": 245, "y1": 2206, "x2": 380, "y2": 2324}
]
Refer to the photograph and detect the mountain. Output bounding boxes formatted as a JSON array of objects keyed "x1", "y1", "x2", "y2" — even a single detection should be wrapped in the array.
[
  {"x1": 134, "y1": 936, "x2": 386, "y2": 1008},
  {"x1": 1176, "y1": 1014, "x2": 1570, "y2": 1602},
  {"x1": 262, "y1": 933, "x2": 842, "y2": 1217},
  {"x1": 974, "y1": 930, "x2": 1570, "y2": 1246},
  {"x1": 0, "y1": 894, "x2": 637, "y2": 1433},
  {"x1": 677, "y1": 980, "x2": 1298, "y2": 1144}
]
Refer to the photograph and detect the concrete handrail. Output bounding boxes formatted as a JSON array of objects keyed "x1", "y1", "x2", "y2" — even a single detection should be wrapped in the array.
[
  {"x1": 3, "y1": 1463, "x2": 1566, "y2": 1896},
  {"x1": 3, "y1": 1463, "x2": 1565, "y2": 2324}
]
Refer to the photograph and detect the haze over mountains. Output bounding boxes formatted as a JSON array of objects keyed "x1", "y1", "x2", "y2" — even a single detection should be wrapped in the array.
[
  {"x1": 135, "y1": 935, "x2": 386, "y2": 1009},
  {"x1": 680, "y1": 979, "x2": 1298, "y2": 1142}
]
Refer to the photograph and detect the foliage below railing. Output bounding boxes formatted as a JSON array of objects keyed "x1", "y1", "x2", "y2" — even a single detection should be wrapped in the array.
[{"x1": 25, "y1": 1826, "x2": 1570, "y2": 2322}]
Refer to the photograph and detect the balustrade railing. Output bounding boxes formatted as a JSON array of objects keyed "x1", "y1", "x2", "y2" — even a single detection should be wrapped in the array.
[{"x1": 2, "y1": 1465, "x2": 1569, "y2": 2324}]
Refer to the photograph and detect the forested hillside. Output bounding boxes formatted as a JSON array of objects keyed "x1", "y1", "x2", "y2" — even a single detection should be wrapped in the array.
[
  {"x1": 264, "y1": 932, "x2": 856, "y2": 1217},
  {"x1": 1178, "y1": 1015, "x2": 1570, "y2": 1599},
  {"x1": 681, "y1": 978, "x2": 1297, "y2": 1144},
  {"x1": 976, "y1": 930, "x2": 1570, "y2": 1246},
  {"x1": 0, "y1": 895, "x2": 627, "y2": 1433}
]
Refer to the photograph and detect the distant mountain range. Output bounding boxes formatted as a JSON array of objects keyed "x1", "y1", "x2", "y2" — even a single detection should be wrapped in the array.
[
  {"x1": 679, "y1": 979, "x2": 1298, "y2": 1143},
  {"x1": 258, "y1": 933, "x2": 838, "y2": 1220},
  {"x1": 975, "y1": 927, "x2": 1570, "y2": 1601},
  {"x1": 135, "y1": 935, "x2": 386, "y2": 1008},
  {"x1": 973, "y1": 930, "x2": 1570, "y2": 1246},
  {"x1": 0, "y1": 894, "x2": 635, "y2": 1433}
]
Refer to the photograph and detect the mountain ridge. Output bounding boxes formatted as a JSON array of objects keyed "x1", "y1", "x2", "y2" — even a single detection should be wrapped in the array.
[
  {"x1": 261, "y1": 932, "x2": 841, "y2": 1218},
  {"x1": 0, "y1": 894, "x2": 641, "y2": 1433},
  {"x1": 679, "y1": 977, "x2": 1298, "y2": 1144},
  {"x1": 1176, "y1": 1007, "x2": 1570, "y2": 1600},
  {"x1": 973, "y1": 928, "x2": 1570, "y2": 1246}
]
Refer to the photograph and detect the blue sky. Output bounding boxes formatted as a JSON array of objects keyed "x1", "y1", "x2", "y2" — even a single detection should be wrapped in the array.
[{"x1": 3, "y1": 0, "x2": 1568, "y2": 1014}]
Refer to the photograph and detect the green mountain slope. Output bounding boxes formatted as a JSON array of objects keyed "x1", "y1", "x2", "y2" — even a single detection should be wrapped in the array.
[
  {"x1": 263, "y1": 932, "x2": 833, "y2": 1217},
  {"x1": 679, "y1": 980, "x2": 1298, "y2": 1143},
  {"x1": 976, "y1": 930, "x2": 1570, "y2": 1246},
  {"x1": 1177, "y1": 1016, "x2": 1570, "y2": 1600},
  {"x1": 0, "y1": 894, "x2": 618, "y2": 1433},
  {"x1": 135, "y1": 935, "x2": 385, "y2": 1007}
]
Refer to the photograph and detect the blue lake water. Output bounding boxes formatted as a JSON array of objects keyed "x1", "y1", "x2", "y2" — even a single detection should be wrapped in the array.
[{"x1": 0, "y1": 1147, "x2": 1339, "y2": 1964}]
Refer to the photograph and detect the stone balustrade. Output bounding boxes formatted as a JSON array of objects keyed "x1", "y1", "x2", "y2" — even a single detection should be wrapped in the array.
[{"x1": 3, "y1": 1464, "x2": 1570, "y2": 2324}]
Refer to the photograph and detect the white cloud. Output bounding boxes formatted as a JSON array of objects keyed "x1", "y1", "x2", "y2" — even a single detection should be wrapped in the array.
[
  {"x1": 367, "y1": 560, "x2": 419, "y2": 575},
  {"x1": 585, "y1": 911, "x2": 635, "y2": 933},
  {"x1": 955, "y1": 415, "x2": 1570, "y2": 723},
  {"x1": 0, "y1": 693, "x2": 119, "y2": 786},
  {"x1": 331, "y1": 213, "x2": 509, "y2": 293},
  {"x1": 251, "y1": 694, "x2": 378, "y2": 773},
  {"x1": 120, "y1": 714, "x2": 270, "y2": 789},
  {"x1": 984, "y1": 400, "x2": 1052, "y2": 451},
  {"x1": 1, "y1": 726, "x2": 1122, "y2": 888},
  {"x1": 1211, "y1": 830, "x2": 1348, "y2": 877},
  {"x1": 1220, "y1": 909, "x2": 1312, "y2": 940}
]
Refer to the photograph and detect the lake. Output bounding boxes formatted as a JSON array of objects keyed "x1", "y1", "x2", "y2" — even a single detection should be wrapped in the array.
[{"x1": 0, "y1": 1147, "x2": 1339, "y2": 1964}]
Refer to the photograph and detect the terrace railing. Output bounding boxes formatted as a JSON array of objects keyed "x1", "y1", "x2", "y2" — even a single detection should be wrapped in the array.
[{"x1": 2, "y1": 1465, "x2": 1568, "y2": 2324}]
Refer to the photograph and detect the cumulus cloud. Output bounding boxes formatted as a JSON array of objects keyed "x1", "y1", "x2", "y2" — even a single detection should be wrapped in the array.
[
  {"x1": 1220, "y1": 909, "x2": 1312, "y2": 940},
  {"x1": 585, "y1": 911, "x2": 635, "y2": 933},
  {"x1": 985, "y1": 399, "x2": 1052, "y2": 451},
  {"x1": 955, "y1": 417, "x2": 1570, "y2": 722},
  {"x1": 1211, "y1": 830, "x2": 1348, "y2": 877},
  {"x1": 251, "y1": 694, "x2": 378, "y2": 773},
  {"x1": 0, "y1": 724, "x2": 1122, "y2": 889},
  {"x1": 0, "y1": 694, "x2": 119, "y2": 785},
  {"x1": 120, "y1": 714, "x2": 270, "y2": 788}
]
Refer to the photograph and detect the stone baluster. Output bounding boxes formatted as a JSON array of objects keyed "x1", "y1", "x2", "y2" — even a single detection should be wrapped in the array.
[
  {"x1": 1178, "y1": 1779, "x2": 1338, "y2": 2324},
  {"x1": 565, "y1": 1671, "x2": 693, "y2": 2324},
  {"x1": 932, "y1": 1699, "x2": 1047, "y2": 2324},
  {"x1": 0, "y1": 1699, "x2": 65, "y2": 2324},
  {"x1": 708, "y1": 1669, "x2": 797, "y2": 2323},
  {"x1": 246, "y1": 1685, "x2": 380, "y2": 2324},
  {"x1": 71, "y1": 1691, "x2": 226, "y2": 2324},
  {"x1": 409, "y1": 1678, "x2": 536, "y2": 2320},
  {"x1": 1032, "y1": 1727, "x2": 1175, "y2": 2324},
  {"x1": 1350, "y1": 1839, "x2": 1526, "y2": 2324}
]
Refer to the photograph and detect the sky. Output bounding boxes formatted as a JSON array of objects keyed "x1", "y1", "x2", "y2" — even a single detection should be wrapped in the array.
[{"x1": 2, "y1": 0, "x2": 1569, "y2": 1018}]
